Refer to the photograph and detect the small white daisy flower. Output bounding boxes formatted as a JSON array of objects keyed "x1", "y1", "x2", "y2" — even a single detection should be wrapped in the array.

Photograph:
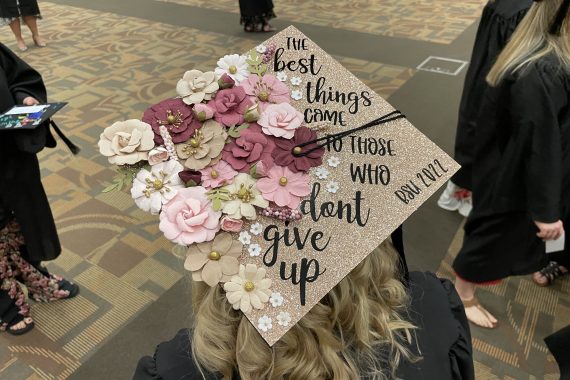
[
  {"x1": 327, "y1": 156, "x2": 341, "y2": 168},
  {"x1": 258, "y1": 315, "x2": 273, "y2": 332},
  {"x1": 238, "y1": 231, "x2": 252, "y2": 245},
  {"x1": 290, "y1": 77, "x2": 302, "y2": 86},
  {"x1": 248, "y1": 244, "x2": 262, "y2": 257},
  {"x1": 326, "y1": 181, "x2": 339, "y2": 194},
  {"x1": 291, "y1": 90, "x2": 303, "y2": 101},
  {"x1": 215, "y1": 54, "x2": 250, "y2": 83},
  {"x1": 277, "y1": 312, "x2": 291, "y2": 326},
  {"x1": 276, "y1": 71, "x2": 288, "y2": 82},
  {"x1": 256, "y1": 44, "x2": 267, "y2": 54},
  {"x1": 314, "y1": 167, "x2": 330, "y2": 180},
  {"x1": 250, "y1": 222, "x2": 263, "y2": 236},
  {"x1": 269, "y1": 292, "x2": 284, "y2": 307}
]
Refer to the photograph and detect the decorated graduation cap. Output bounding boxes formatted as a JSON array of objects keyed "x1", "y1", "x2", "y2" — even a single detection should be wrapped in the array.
[{"x1": 99, "y1": 26, "x2": 458, "y2": 346}]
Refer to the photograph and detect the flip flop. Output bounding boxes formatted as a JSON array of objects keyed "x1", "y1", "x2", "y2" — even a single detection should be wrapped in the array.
[{"x1": 462, "y1": 297, "x2": 498, "y2": 329}]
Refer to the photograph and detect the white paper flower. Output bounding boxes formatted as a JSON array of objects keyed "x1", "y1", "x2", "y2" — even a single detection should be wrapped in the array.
[
  {"x1": 314, "y1": 167, "x2": 330, "y2": 180},
  {"x1": 215, "y1": 54, "x2": 249, "y2": 83},
  {"x1": 256, "y1": 44, "x2": 267, "y2": 54},
  {"x1": 327, "y1": 156, "x2": 341, "y2": 168},
  {"x1": 269, "y1": 292, "x2": 283, "y2": 307},
  {"x1": 291, "y1": 90, "x2": 303, "y2": 101},
  {"x1": 290, "y1": 77, "x2": 302, "y2": 86},
  {"x1": 224, "y1": 264, "x2": 272, "y2": 313},
  {"x1": 98, "y1": 119, "x2": 155, "y2": 165},
  {"x1": 220, "y1": 173, "x2": 269, "y2": 220},
  {"x1": 248, "y1": 243, "x2": 261, "y2": 257},
  {"x1": 276, "y1": 71, "x2": 288, "y2": 82},
  {"x1": 250, "y1": 222, "x2": 263, "y2": 236},
  {"x1": 277, "y1": 312, "x2": 291, "y2": 326},
  {"x1": 130, "y1": 160, "x2": 185, "y2": 215},
  {"x1": 326, "y1": 181, "x2": 339, "y2": 194},
  {"x1": 239, "y1": 231, "x2": 252, "y2": 245},
  {"x1": 258, "y1": 315, "x2": 273, "y2": 332},
  {"x1": 176, "y1": 70, "x2": 219, "y2": 105}
]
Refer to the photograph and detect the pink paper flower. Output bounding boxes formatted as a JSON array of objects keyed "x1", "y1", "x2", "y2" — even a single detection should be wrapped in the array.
[
  {"x1": 241, "y1": 74, "x2": 289, "y2": 111},
  {"x1": 222, "y1": 123, "x2": 275, "y2": 173},
  {"x1": 258, "y1": 103, "x2": 304, "y2": 139},
  {"x1": 142, "y1": 98, "x2": 200, "y2": 144},
  {"x1": 193, "y1": 103, "x2": 215, "y2": 122},
  {"x1": 220, "y1": 216, "x2": 243, "y2": 232},
  {"x1": 257, "y1": 165, "x2": 310, "y2": 208},
  {"x1": 200, "y1": 160, "x2": 238, "y2": 189},
  {"x1": 147, "y1": 147, "x2": 169, "y2": 165},
  {"x1": 159, "y1": 186, "x2": 221, "y2": 245},
  {"x1": 212, "y1": 86, "x2": 252, "y2": 127},
  {"x1": 272, "y1": 127, "x2": 325, "y2": 173}
]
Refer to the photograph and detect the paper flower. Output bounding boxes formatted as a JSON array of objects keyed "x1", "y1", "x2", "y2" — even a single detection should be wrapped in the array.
[
  {"x1": 314, "y1": 167, "x2": 330, "y2": 179},
  {"x1": 178, "y1": 169, "x2": 202, "y2": 185},
  {"x1": 176, "y1": 120, "x2": 227, "y2": 170},
  {"x1": 250, "y1": 222, "x2": 263, "y2": 236},
  {"x1": 327, "y1": 156, "x2": 340, "y2": 168},
  {"x1": 290, "y1": 77, "x2": 302, "y2": 86},
  {"x1": 224, "y1": 264, "x2": 272, "y2": 313},
  {"x1": 326, "y1": 181, "x2": 339, "y2": 194},
  {"x1": 193, "y1": 103, "x2": 215, "y2": 122},
  {"x1": 269, "y1": 292, "x2": 283, "y2": 307},
  {"x1": 258, "y1": 103, "x2": 304, "y2": 139},
  {"x1": 142, "y1": 98, "x2": 199, "y2": 144},
  {"x1": 217, "y1": 73, "x2": 235, "y2": 90},
  {"x1": 98, "y1": 119, "x2": 155, "y2": 165},
  {"x1": 184, "y1": 232, "x2": 241, "y2": 286},
  {"x1": 241, "y1": 74, "x2": 289, "y2": 111},
  {"x1": 277, "y1": 312, "x2": 291, "y2": 326},
  {"x1": 244, "y1": 104, "x2": 260, "y2": 123},
  {"x1": 212, "y1": 86, "x2": 252, "y2": 127},
  {"x1": 258, "y1": 315, "x2": 273, "y2": 332},
  {"x1": 200, "y1": 160, "x2": 238, "y2": 189},
  {"x1": 215, "y1": 54, "x2": 249, "y2": 83},
  {"x1": 159, "y1": 186, "x2": 221, "y2": 245},
  {"x1": 256, "y1": 44, "x2": 267, "y2": 54},
  {"x1": 176, "y1": 70, "x2": 219, "y2": 105},
  {"x1": 272, "y1": 127, "x2": 325, "y2": 173},
  {"x1": 239, "y1": 231, "x2": 252, "y2": 245},
  {"x1": 248, "y1": 244, "x2": 261, "y2": 257},
  {"x1": 148, "y1": 147, "x2": 169, "y2": 166},
  {"x1": 220, "y1": 216, "x2": 243, "y2": 233},
  {"x1": 130, "y1": 160, "x2": 185, "y2": 214},
  {"x1": 276, "y1": 71, "x2": 287, "y2": 82},
  {"x1": 256, "y1": 165, "x2": 311, "y2": 209},
  {"x1": 222, "y1": 123, "x2": 275, "y2": 173},
  {"x1": 291, "y1": 90, "x2": 303, "y2": 101},
  {"x1": 220, "y1": 173, "x2": 269, "y2": 220}
]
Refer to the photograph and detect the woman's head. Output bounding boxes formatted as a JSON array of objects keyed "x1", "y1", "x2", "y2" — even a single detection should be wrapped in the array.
[
  {"x1": 190, "y1": 239, "x2": 414, "y2": 380},
  {"x1": 487, "y1": 0, "x2": 570, "y2": 86}
]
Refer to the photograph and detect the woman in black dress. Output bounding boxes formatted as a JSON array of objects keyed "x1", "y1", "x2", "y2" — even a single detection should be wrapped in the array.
[
  {"x1": 239, "y1": 0, "x2": 276, "y2": 33},
  {"x1": 453, "y1": 0, "x2": 570, "y2": 328},
  {"x1": 0, "y1": 0, "x2": 46, "y2": 52},
  {"x1": 0, "y1": 43, "x2": 78, "y2": 335}
]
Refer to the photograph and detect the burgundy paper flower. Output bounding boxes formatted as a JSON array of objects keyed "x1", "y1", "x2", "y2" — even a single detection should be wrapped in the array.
[
  {"x1": 212, "y1": 86, "x2": 252, "y2": 127},
  {"x1": 142, "y1": 98, "x2": 201, "y2": 144},
  {"x1": 222, "y1": 123, "x2": 275, "y2": 173},
  {"x1": 272, "y1": 127, "x2": 324, "y2": 173},
  {"x1": 178, "y1": 169, "x2": 202, "y2": 185}
]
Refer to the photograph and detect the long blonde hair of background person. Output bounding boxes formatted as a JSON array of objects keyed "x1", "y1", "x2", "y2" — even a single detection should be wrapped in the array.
[
  {"x1": 487, "y1": 0, "x2": 570, "y2": 86},
  {"x1": 189, "y1": 240, "x2": 415, "y2": 380}
]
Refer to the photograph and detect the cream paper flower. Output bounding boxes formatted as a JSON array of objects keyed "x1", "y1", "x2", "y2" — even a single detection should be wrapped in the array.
[
  {"x1": 224, "y1": 264, "x2": 272, "y2": 313},
  {"x1": 175, "y1": 120, "x2": 227, "y2": 170},
  {"x1": 176, "y1": 70, "x2": 219, "y2": 105},
  {"x1": 220, "y1": 173, "x2": 268, "y2": 220},
  {"x1": 130, "y1": 160, "x2": 185, "y2": 214},
  {"x1": 98, "y1": 119, "x2": 155, "y2": 165},
  {"x1": 215, "y1": 54, "x2": 249, "y2": 83}
]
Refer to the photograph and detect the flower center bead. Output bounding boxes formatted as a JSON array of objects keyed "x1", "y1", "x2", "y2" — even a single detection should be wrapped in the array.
[
  {"x1": 229, "y1": 65, "x2": 238, "y2": 74},
  {"x1": 210, "y1": 170, "x2": 219, "y2": 179},
  {"x1": 189, "y1": 138, "x2": 200, "y2": 148},
  {"x1": 208, "y1": 251, "x2": 221, "y2": 261},
  {"x1": 293, "y1": 146, "x2": 302, "y2": 155},
  {"x1": 236, "y1": 184, "x2": 254, "y2": 203},
  {"x1": 167, "y1": 115, "x2": 176, "y2": 124},
  {"x1": 152, "y1": 179, "x2": 164, "y2": 190},
  {"x1": 279, "y1": 177, "x2": 288, "y2": 186},
  {"x1": 244, "y1": 281, "x2": 255, "y2": 292},
  {"x1": 258, "y1": 91, "x2": 269, "y2": 102}
]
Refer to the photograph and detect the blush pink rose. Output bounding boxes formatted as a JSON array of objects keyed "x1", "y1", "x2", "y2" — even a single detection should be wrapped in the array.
[
  {"x1": 199, "y1": 160, "x2": 238, "y2": 189},
  {"x1": 241, "y1": 74, "x2": 289, "y2": 111},
  {"x1": 220, "y1": 216, "x2": 243, "y2": 232},
  {"x1": 148, "y1": 147, "x2": 169, "y2": 165},
  {"x1": 258, "y1": 103, "x2": 304, "y2": 139},
  {"x1": 193, "y1": 103, "x2": 215, "y2": 121},
  {"x1": 159, "y1": 186, "x2": 221, "y2": 245},
  {"x1": 256, "y1": 165, "x2": 311, "y2": 209}
]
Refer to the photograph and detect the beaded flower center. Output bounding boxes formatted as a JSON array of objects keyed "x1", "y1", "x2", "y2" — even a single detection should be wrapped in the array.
[
  {"x1": 279, "y1": 177, "x2": 288, "y2": 186},
  {"x1": 158, "y1": 109, "x2": 184, "y2": 130},
  {"x1": 229, "y1": 65, "x2": 238, "y2": 74},
  {"x1": 143, "y1": 170, "x2": 171, "y2": 198},
  {"x1": 181, "y1": 130, "x2": 204, "y2": 155},
  {"x1": 235, "y1": 184, "x2": 254, "y2": 203},
  {"x1": 210, "y1": 170, "x2": 219, "y2": 179},
  {"x1": 244, "y1": 281, "x2": 255, "y2": 292},
  {"x1": 208, "y1": 251, "x2": 221, "y2": 261}
]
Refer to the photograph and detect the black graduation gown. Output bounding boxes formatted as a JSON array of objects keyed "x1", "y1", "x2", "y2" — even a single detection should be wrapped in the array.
[
  {"x1": 452, "y1": 0, "x2": 532, "y2": 190},
  {"x1": 0, "y1": 42, "x2": 61, "y2": 262},
  {"x1": 0, "y1": 0, "x2": 41, "y2": 20},
  {"x1": 453, "y1": 55, "x2": 570, "y2": 283},
  {"x1": 238, "y1": 0, "x2": 275, "y2": 25}
]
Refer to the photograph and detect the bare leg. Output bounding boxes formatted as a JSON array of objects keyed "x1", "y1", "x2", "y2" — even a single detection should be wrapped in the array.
[
  {"x1": 9, "y1": 18, "x2": 27, "y2": 51},
  {"x1": 22, "y1": 16, "x2": 46, "y2": 47},
  {"x1": 455, "y1": 276, "x2": 498, "y2": 328}
]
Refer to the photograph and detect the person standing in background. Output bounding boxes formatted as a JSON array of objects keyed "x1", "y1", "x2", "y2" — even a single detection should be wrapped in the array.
[
  {"x1": 239, "y1": 0, "x2": 276, "y2": 33},
  {"x1": 0, "y1": 0, "x2": 47, "y2": 52}
]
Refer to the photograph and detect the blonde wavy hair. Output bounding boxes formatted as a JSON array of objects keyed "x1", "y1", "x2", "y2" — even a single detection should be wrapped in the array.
[
  {"x1": 487, "y1": 0, "x2": 570, "y2": 86},
  {"x1": 190, "y1": 240, "x2": 415, "y2": 380}
]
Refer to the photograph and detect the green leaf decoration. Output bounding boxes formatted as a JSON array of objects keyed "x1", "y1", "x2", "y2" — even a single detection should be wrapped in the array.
[
  {"x1": 249, "y1": 163, "x2": 257, "y2": 178},
  {"x1": 184, "y1": 180, "x2": 197, "y2": 188},
  {"x1": 247, "y1": 49, "x2": 268, "y2": 76},
  {"x1": 102, "y1": 183, "x2": 119, "y2": 193},
  {"x1": 212, "y1": 198, "x2": 222, "y2": 211},
  {"x1": 227, "y1": 123, "x2": 251, "y2": 139}
]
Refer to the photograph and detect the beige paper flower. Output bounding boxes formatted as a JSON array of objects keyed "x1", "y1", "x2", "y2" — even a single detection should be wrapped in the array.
[
  {"x1": 175, "y1": 120, "x2": 227, "y2": 170},
  {"x1": 98, "y1": 119, "x2": 155, "y2": 165},
  {"x1": 184, "y1": 232, "x2": 241, "y2": 287},
  {"x1": 176, "y1": 69, "x2": 219, "y2": 105},
  {"x1": 220, "y1": 173, "x2": 268, "y2": 220},
  {"x1": 224, "y1": 264, "x2": 272, "y2": 313}
]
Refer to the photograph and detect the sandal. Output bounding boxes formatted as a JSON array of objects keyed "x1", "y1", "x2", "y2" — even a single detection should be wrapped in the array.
[
  {"x1": 28, "y1": 274, "x2": 80, "y2": 302},
  {"x1": 462, "y1": 297, "x2": 498, "y2": 329},
  {"x1": 533, "y1": 261, "x2": 568, "y2": 287},
  {"x1": 32, "y1": 35, "x2": 46, "y2": 48},
  {"x1": 6, "y1": 316, "x2": 35, "y2": 336}
]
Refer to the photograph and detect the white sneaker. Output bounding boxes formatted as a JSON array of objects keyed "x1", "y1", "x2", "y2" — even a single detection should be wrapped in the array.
[
  {"x1": 437, "y1": 181, "x2": 461, "y2": 211},
  {"x1": 458, "y1": 196, "x2": 472, "y2": 217}
]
